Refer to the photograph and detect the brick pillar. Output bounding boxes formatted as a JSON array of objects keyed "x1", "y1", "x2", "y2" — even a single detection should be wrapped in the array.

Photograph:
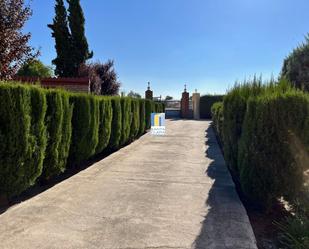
[
  {"x1": 145, "y1": 82, "x2": 153, "y2": 100},
  {"x1": 181, "y1": 86, "x2": 190, "y2": 118}
]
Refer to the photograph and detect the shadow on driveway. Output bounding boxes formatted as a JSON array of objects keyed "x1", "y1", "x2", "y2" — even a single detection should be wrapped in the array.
[{"x1": 193, "y1": 125, "x2": 257, "y2": 249}]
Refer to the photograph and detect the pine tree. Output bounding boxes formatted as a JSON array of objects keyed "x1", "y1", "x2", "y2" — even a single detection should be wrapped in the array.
[
  {"x1": 48, "y1": 0, "x2": 74, "y2": 77},
  {"x1": 67, "y1": 0, "x2": 93, "y2": 75}
]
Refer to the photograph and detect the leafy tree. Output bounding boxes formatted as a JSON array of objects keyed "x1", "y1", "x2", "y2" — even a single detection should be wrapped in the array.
[
  {"x1": 281, "y1": 35, "x2": 309, "y2": 91},
  {"x1": 67, "y1": 0, "x2": 93, "y2": 75},
  {"x1": 0, "y1": 0, "x2": 38, "y2": 79},
  {"x1": 127, "y1": 91, "x2": 141, "y2": 98},
  {"x1": 48, "y1": 0, "x2": 74, "y2": 77},
  {"x1": 165, "y1": 95, "x2": 173, "y2": 100},
  {"x1": 17, "y1": 60, "x2": 53, "y2": 78},
  {"x1": 79, "y1": 60, "x2": 121, "y2": 95}
]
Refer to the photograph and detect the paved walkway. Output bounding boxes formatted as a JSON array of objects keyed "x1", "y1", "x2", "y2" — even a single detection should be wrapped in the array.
[{"x1": 0, "y1": 120, "x2": 257, "y2": 249}]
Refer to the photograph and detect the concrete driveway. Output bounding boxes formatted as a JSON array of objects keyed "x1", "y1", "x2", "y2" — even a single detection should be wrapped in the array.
[{"x1": 0, "y1": 120, "x2": 257, "y2": 249}]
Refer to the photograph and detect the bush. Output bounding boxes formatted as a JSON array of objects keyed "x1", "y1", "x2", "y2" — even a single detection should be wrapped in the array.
[
  {"x1": 0, "y1": 84, "x2": 47, "y2": 198},
  {"x1": 139, "y1": 99, "x2": 146, "y2": 135},
  {"x1": 68, "y1": 94, "x2": 99, "y2": 166},
  {"x1": 211, "y1": 102, "x2": 224, "y2": 141},
  {"x1": 109, "y1": 97, "x2": 122, "y2": 149},
  {"x1": 0, "y1": 82, "x2": 159, "y2": 199},
  {"x1": 238, "y1": 91, "x2": 309, "y2": 209},
  {"x1": 129, "y1": 99, "x2": 140, "y2": 141},
  {"x1": 281, "y1": 35, "x2": 309, "y2": 92},
  {"x1": 58, "y1": 92, "x2": 73, "y2": 173},
  {"x1": 42, "y1": 90, "x2": 73, "y2": 180},
  {"x1": 218, "y1": 78, "x2": 309, "y2": 210},
  {"x1": 96, "y1": 97, "x2": 113, "y2": 153},
  {"x1": 145, "y1": 100, "x2": 152, "y2": 129},
  {"x1": 42, "y1": 90, "x2": 64, "y2": 180},
  {"x1": 120, "y1": 98, "x2": 132, "y2": 145},
  {"x1": 200, "y1": 95, "x2": 224, "y2": 119}
]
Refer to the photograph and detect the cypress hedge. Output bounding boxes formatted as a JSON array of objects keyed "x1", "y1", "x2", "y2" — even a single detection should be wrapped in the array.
[
  {"x1": 130, "y1": 99, "x2": 140, "y2": 141},
  {"x1": 68, "y1": 94, "x2": 99, "y2": 166},
  {"x1": 42, "y1": 90, "x2": 64, "y2": 180},
  {"x1": 145, "y1": 100, "x2": 152, "y2": 129},
  {"x1": 0, "y1": 84, "x2": 47, "y2": 198},
  {"x1": 120, "y1": 98, "x2": 132, "y2": 145},
  {"x1": 139, "y1": 99, "x2": 146, "y2": 135},
  {"x1": 58, "y1": 92, "x2": 73, "y2": 173},
  {"x1": 96, "y1": 98, "x2": 113, "y2": 153},
  {"x1": 212, "y1": 79, "x2": 309, "y2": 210},
  {"x1": 211, "y1": 102, "x2": 224, "y2": 142},
  {"x1": 200, "y1": 95, "x2": 224, "y2": 119},
  {"x1": 109, "y1": 97, "x2": 122, "y2": 149},
  {"x1": 0, "y1": 82, "x2": 162, "y2": 199}
]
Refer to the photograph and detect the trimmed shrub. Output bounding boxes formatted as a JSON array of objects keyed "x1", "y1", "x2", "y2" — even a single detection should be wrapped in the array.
[
  {"x1": 0, "y1": 84, "x2": 47, "y2": 198},
  {"x1": 238, "y1": 91, "x2": 309, "y2": 209},
  {"x1": 139, "y1": 99, "x2": 146, "y2": 135},
  {"x1": 0, "y1": 82, "x2": 160, "y2": 199},
  {"x1": 69, "y1": 94, "x2": 99, "y2": 166},
  {"x1": 58, "y1": 92, "x2": 73, "y2": 173},
  {"x1": 109, "y1": 97, "x2": 122, "y2": 149},
  {"x1": 211, "y1": 102, "x2": 224, "y2": 142},
  {"x1": 96, "y1": 97, "x2": 113, "y2": 153},
  {"x1": 200, "y1": 95, "x2": 224, "y2": 119},
  {"x1": 42, "y1": 90, "x2": 64, "y2": 180},
  {"x1": 129, "y1": 99, "x2": 140, "y2": 141},
  {"x1": 145, "y1": 99, "x2": 152, "y2": 129},
  {"x1": 120, "y1": 98, "x2": 132, "y2": 145}
]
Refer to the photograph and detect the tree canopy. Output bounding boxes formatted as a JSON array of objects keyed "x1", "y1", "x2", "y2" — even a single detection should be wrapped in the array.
[
  {"x1": 48, "y1": 0, "x2": 92, "y2": 77},
  {"x1": 281, "y1": 35, "x2": 309, "y2": 92},
  {"x1": 0, "y1": 0, "x2": 38, "y2": 79},
  {"x1": 17, "y1": 60, "x2": 53, "y2": 78}
]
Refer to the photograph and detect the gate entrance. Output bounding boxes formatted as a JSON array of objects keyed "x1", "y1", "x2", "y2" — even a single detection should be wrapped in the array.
[{"x1": 165, "y1": 100, "x2": 181, "y2": 118}]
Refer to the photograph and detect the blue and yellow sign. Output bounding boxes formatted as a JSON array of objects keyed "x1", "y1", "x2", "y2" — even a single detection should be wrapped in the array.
[{"x1": 151, "y1": 113, "x2": 165, "y2": 135}]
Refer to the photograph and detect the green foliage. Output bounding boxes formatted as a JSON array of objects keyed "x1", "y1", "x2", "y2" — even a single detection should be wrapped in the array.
[
  {"x1": 58, "y1": 92, "x2": 73, "y2": 173},
  {"x1": 67, "y1": 0, "x2": 93, "y2": 74},
  {"x1": 42, "y1": 90, "x2": 64, "y2": 179},
  {"x1": 139, "y1": 99, "x2": 146, "y2": 135},
  {"x1": 281, "y1": 35, "x2": 309, "y2": 92},
  {"x1": 68, "y1": 94, "x2": 99, "y2": 166},
  {"x1": 0, "y1": 82, "x2": 157, "y2": 198},
  {"x1": 238, "y1": 91, "x2": 309, "y2": 209},
  {"x1": 109, "y1": 97, "x2": 122, "y2": 149},
  {"x1": 211, "y1": 102, "x2": 224, "y2": 141},
  {"x1": 17, "y1": 59, "x2": 53, "y2": 78},
  {"x1": 217, "y1": 78, "x2": 309, "y2": 210},
  {"x1": 120, "y1": 98, "x2": 132, "y2": 145},
  {"x1": 276, "y1": 213, "x2": 309, "y2": 249},
  {"x1": 48, "y1": 0, "x2": 75, "y2": 77},
  {"x1": 145, "y1": 100, "x2": 152, "y2": 129},
  {"x1": 42, "y1": 90, "x2": 73, "y2": 180},
  {"x1": 0, "y1": 83, "x2": 47, "y2": 198},
  {"x1": 127, "y1": 91, "x2": 141, "y2": 99},
  {"x1": 129, "y1": 99, "x2": 140, "y2": 141},
  {"x1": 200, "y1": 95, "x2": 224, "y2": 119},
  {"x1": 96, "y1": 97, "x2": 113, "y2": 153}
]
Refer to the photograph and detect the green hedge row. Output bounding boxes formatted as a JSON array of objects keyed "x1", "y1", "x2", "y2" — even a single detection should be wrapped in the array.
[
  {"x1": 200, "y1": 95, "x2": 224, "y2": 119},
  {"x1": 212, "y1": 79, "x2": 309, "y2": 210},
  {"x1": 211, "y1": 102, "x2": 224, "y2": 142},
  {"x1": 0, "y1": 82, "x2": 164, "y2": 199}
]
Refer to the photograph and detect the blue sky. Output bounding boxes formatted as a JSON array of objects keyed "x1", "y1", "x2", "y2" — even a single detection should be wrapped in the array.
[{"x1": 25, "y1": 0, "x2": 309, "y2": 98}]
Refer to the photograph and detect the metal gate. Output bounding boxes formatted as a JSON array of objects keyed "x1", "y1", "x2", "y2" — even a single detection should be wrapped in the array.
[{"x1": 164, "y1": 100, "x2": 181, "y2": 118}]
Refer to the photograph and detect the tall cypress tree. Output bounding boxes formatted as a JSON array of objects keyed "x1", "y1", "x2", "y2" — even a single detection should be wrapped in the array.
[
  {"x1": 67, "y1": 0, "x2": 93, "y2": 75},
  {"x1": 48, "y1": 0, "x2": 74, "y2": 77}
]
